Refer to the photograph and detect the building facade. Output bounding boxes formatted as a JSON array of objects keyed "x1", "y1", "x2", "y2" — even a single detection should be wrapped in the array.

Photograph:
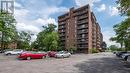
[{"x1": 58, "y1": 5, "x2": 103, "y2": 53}]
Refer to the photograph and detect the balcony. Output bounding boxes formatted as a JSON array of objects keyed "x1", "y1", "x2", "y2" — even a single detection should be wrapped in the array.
[
  {"x1": 77, "y1": 45, "x2": 88, "y2": 48},
  {"x1": 61, "y1": 42, "x2": 65, "y2": 46},
  {"x1": 60, "y1": 34, "x2": 65, "y2": 37},
  {"x1": 77, "y1": 41, "x2": 88, "y2": 44},
  {"x1": 77, "y1": 20, "x2": 88, "y2": 25},
  {"x1": 77, "y1": 37, "x2": 88, "y2": 40},
  {"x1": 77, "y1": 25, "x2": 88, "y2": 30},
  {"x1": 77, "y1": 16, "x2": 88, "y2": 20},
  {"x1": 76, "y1": 11, "x2": 88, "y2": 16},
  {"x1": 58, "y1": 16, "x2": 69, "y2": 22},
  {"x1": 60, "y1": 38, "x2": 65, "y2": 41},
  {"x1": 58, "y1": 26, "x2": 66, "y2": 30},
  {"x1": 77, "y1": 30, "x2": 88, "y2": 34}
]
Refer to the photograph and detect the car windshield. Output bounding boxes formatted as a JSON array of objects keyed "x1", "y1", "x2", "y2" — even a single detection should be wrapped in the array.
[
  {"x1": 5, "y1": 49, "x2": 13, "y2": 51},
  {"x1": 13, "y1": 49, "x2": 22, "y2": 51},
  {"x1": 57, "y1": 51, "x2": 64, "y2": 54},
  {"x1": 57, "y1": 51, "x2": 68, "y2": 54}
]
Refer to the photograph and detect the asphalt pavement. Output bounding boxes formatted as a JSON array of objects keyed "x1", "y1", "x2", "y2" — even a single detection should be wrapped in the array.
[{"x1": 0, "y1": 52, "x2": 130, "y2": 73}]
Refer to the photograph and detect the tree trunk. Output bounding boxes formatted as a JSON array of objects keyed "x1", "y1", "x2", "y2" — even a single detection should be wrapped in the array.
[{"x1": 1, "y1": 31, "x2": 4, "y2": 50}]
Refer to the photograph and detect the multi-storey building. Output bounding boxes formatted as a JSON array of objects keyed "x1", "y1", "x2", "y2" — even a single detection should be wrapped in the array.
[{"x1": 58, "y1": 5, "x2": 103, "y2": 53}]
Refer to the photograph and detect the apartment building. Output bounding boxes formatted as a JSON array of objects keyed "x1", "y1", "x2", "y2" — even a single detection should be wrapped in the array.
[{"x1": 58, "y1": 5, "x2": 103, "y2": 53}]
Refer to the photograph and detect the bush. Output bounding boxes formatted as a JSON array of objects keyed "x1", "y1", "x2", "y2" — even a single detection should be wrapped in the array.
[
  {"x1": 91, "y1": 48, "x2": 98, "y2": 53},
  {"x1": 68, "y1": 47, "x2": 77, "y2": 54}
]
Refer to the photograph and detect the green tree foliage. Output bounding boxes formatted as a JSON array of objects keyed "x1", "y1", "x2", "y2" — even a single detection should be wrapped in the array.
[
  {"x1": 68, "y1": 47, "x2": 77, "y2": 54},
  {"x1": 17, "y1": 31, "x2": 31, "y2": 50},
  {"x1": 116, "y1": 0, "x2": 130, "y2": 16},
  {"x1": 110, "y1": 17, "x2": 130, "y2": 50},
  {"x1": 109, "y1": 45, "x2": 121, "y2": 51},
  {"x1": 91, "y1": 48, "x2": 98, "y2": 53},
  {"x1": 110, "y1": 0, "x2": 130, "y2": 51},
  {"x1": 0, "y1": 11, "x2": 17, "y2": 49},
  {"x1": 32, "y1": 24, "x2": 60, "y2": 51}
]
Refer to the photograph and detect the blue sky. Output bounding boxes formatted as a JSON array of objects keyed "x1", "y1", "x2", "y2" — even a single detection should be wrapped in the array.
[{"x1": 14, "y1": 0, "x2": 125, "y2": 47}]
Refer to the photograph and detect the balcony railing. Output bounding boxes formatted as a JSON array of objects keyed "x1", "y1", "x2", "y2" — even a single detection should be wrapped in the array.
[
  {"x1": 76, "y1": 11, "x2": 88, "y2": 16},
  {"x1": 77, "y1": 41, "x2": 88, "y2": 44},
  {"x1": 77, "y1": 36, "x2": 88, "y2": 39},
  {"x1": 77, "y1": 16, "x2": 88, "y2": 20},
  {"x1": 77, "y1": 20, "x2": 88, "y2": 25},
  {"x1": 77, "y1": 26, "x2": 88, "y2": 30},
  {"x1": 77, "y1": 45, "x2": 88, "y2": 48},
  {"x1": 77, "y1": 30, "x2": 88, "y2": 34}
]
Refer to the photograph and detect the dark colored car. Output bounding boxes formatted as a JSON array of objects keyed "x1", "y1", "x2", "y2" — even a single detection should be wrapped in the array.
[
  {"x1": 47, "y1": 51, "x2": 57, "y2": 57},
  {"x1": 0, "y1": 50, "x2": 5, "y2": 53},
  {"x1": 116, "y1": 51, "x2": 127, "y2": 57},
  {"x1": 18, "y1": 52, "x2": 47, "y2": 60},
  {"x1": 121, "y1": 53, "x2": 130, "y2": 61}
]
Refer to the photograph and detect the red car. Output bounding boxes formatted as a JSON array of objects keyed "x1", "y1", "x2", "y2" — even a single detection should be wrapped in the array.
[
  {"x1": 18, "y1": 52, "x2": 47, "y2": 60},
  {"x1": 47, "y1": 51, "x2": 57, "y2": 57}
]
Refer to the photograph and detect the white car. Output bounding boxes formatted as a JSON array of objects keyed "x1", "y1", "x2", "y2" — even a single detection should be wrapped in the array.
[
  {"x1": 4, "y1": 49, "x2": 24, "y2": 55},
  {"x1": 55, "y1": 51, "x2": 71, "y2": 58}
]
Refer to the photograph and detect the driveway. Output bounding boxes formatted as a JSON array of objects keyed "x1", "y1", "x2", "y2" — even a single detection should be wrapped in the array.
[{"x1": 0, "y1": 52, "x2": 130, "y2": 73}]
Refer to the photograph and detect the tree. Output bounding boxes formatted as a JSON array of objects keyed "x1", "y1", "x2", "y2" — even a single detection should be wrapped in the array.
[
  {"x1": 101, "y1": 41, "x2": 107, "y2": 50},
  {"x1": 109, "y1": 45, "x2": 119, "y2": 51},
  {"x1": 0, "y1": 11, "x2": 17, "y2": 49},
  {"x1": 116, "y1": 0, "x2": 130, "y2": 16},
  {"x1": 17, "y1": 31, "x2": 31, "y2": 50},
  {"x1": 110, "y1": 0, "x2": 130, "y2": 51},
  {"x1": 110, "y1": 36, "x2": 123, "y2": 49},
  {"x1": 42, "y1": 31, "x2": 59, "y2": 51},
  {"x1": 110, "y1": 18, "x2": 130, "y2": 50},
  {"x1": 32, "y1": 24, "x2": 60, "y2": 51}
]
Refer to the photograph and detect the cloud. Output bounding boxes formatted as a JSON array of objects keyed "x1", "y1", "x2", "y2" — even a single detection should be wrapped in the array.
[
  {"x1": 97, "y1": 4, "x2": 106, "y2": 12},
  {"x1": 75, "y1": 0, "x2": 101, "y2": 7},
  {"x1": 109, "y1": 6, "x2": 119, "y2": 16},
  {"x1": 14, "y1": 2, "x2": 23, "y2": 8},
  {"x1": 16, "y1": 23, "x2": 41, "y2": 34},
  {"x1": 14, "y1": 0, "x2": 68, "y2": 41},
  {"x1": 35, "y1": 18, "x2": 57, "y2": 26},
  {"x1": 38, "y1": 6, "x2": 68, "y2": 18}
]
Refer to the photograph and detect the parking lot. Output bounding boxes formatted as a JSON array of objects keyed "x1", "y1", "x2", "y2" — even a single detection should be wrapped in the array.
[{"x1": 0, "y1": 52, "x2": 130, "y2": 73}]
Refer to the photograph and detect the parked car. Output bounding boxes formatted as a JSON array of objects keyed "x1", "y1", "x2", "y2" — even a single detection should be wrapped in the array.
[
  {"x1": 55, "y1": 51, "x2": 71, "y2": 58},
  {"x1": 18, "y1": 51, "x2": 47, "y2": 60},
  {"x1": 127, "y1": 56, "x2": 130, "y2": 62},
  {"x1": 116, "y1": 51, "x2": 127, "y2": 57},
  {"x1": 4, "y1": 49, "x2": 24, "y2": 55},
  {"x1": 121, "y1": 53, "x2": 130, "y2": 61},
  {"x1": 37, "y1": 51, "x2": 47, "y2": 54},
  {"x1": 0, "y1": 49, "x2": 5, "y2": 53},
  {"x1": 47, "y1": 51, "x2": 57, "y2": 57}
]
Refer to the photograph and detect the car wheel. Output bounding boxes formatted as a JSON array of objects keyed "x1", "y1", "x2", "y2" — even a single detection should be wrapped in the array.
[
  {"x1": 124, "y1": 56, "x2": 128, "y2": 61},
  {"x1": 27, "y1": 57, "x2": 31, "y2": 60},
  {"x1": 45, "y1": 55, "x2": 49, "y2": 58},
  {"x1": 42, "y1": 56, "x2": 45, "y2": 59},
  {"x1": 127, "y1": 56, "x2": 130, "y2": 62},
  {"x1": 62, "y1": 55, "x2": 64, "y2": 58},
  {"x1": 6, "y1": 53, "x2": 11, "y2": 55}
]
